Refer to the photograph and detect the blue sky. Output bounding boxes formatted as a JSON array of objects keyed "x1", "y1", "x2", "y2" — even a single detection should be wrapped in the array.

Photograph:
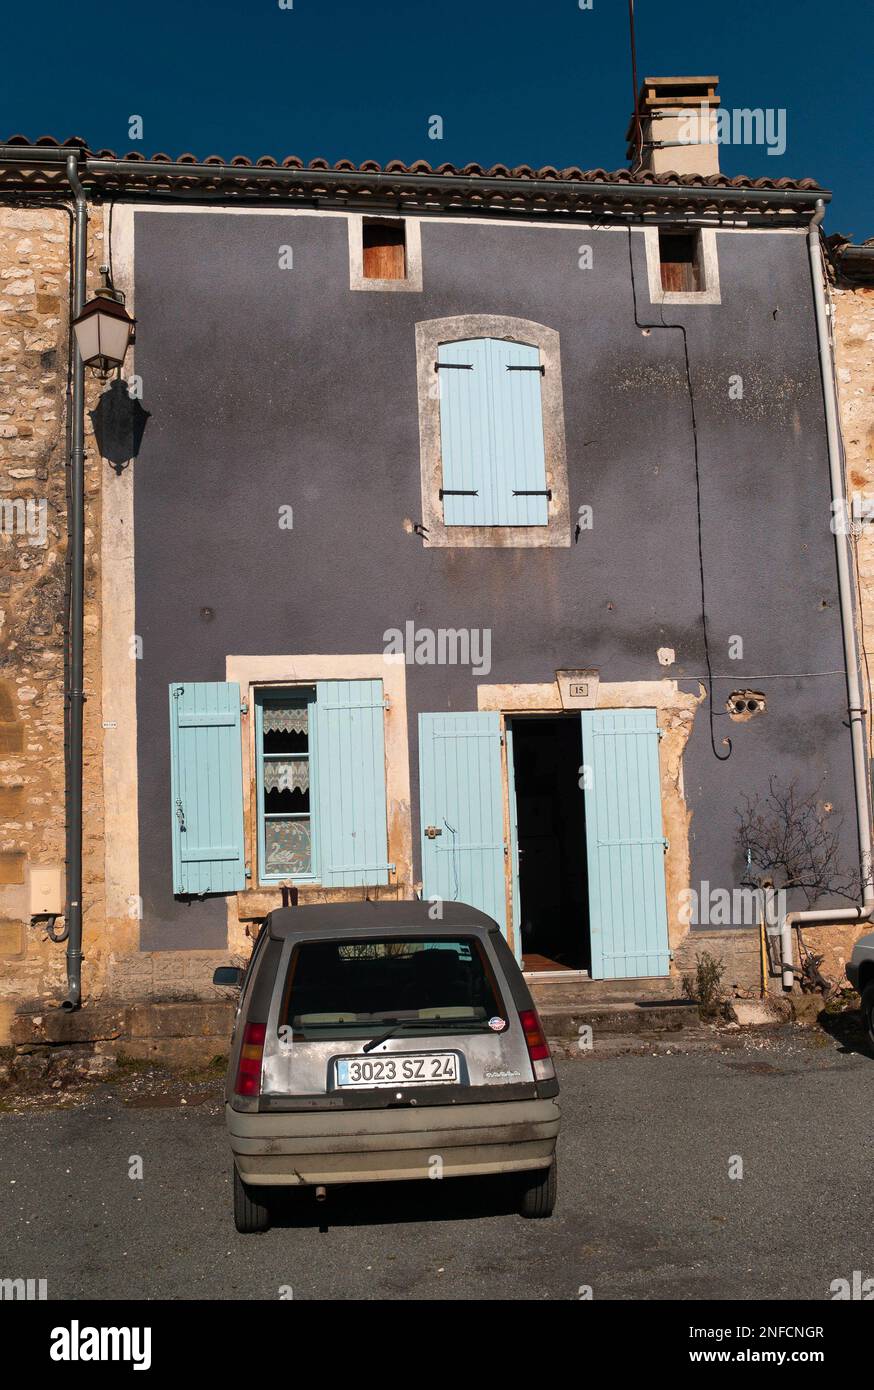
[{"x1": 4, "y1": 0, "x2": 871, "y2": 235}]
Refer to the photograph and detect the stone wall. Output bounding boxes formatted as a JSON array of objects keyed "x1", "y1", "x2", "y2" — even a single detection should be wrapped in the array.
[
  {"x1": 673, "y1": 927, "x2": 764, "y2": 999},
  {"x1": 806, "y1": 271, "x2": 874, "y2": 988},
  {"x1": 0, "y1": 206, "x2": 106, "y2": 1036},
  {"x1": 833, "y1": 274, "x2": 874, "y2": 669},
  {"x1": 0, "y1": 205, "x2": 242, "y2": 1037},
  {"x1": 833, "y1": 273, "x2": 874, "y2": 695}
]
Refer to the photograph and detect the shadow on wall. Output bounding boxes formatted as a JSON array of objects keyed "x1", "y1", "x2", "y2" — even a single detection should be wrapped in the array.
[{"x1": 89, "y1": 380, "x2": 150, "y2": 474}]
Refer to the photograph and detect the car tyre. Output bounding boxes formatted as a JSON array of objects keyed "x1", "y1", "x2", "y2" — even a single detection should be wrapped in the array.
[
  {"x1": 233, "y1": 1163, "x2": 271, "y2": 1234},
  {"x1": 861, "y1": 982, "x2": 874, "y2": 1049},
  {"x1": 519, "y1": 1159, "x2": 557, "y2": 1219}
]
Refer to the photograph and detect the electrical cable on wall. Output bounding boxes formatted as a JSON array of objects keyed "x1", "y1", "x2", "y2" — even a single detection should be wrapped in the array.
[
  {"x1": 626, "y1": 226, "x2": 732, "y2": 761},
  {"x1": 627, "y1": 1, "x2": 644, "y2": 174}
]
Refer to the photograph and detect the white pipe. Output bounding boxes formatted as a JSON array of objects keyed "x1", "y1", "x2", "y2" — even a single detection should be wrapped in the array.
[
  {"x1": 778, "y1": 202, "x2": 874, "y2": 989},
  {"x1": 781, "y1": 907, "x2": 873, "y2": 991}
]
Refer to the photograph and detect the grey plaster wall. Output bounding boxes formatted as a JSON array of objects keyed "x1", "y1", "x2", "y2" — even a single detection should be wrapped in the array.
[{"x1": 132, "y1": 209, "x2": 854, "y2": 950}]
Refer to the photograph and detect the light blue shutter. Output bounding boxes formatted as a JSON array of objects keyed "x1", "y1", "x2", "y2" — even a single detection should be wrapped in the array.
[
  {"x1": 313, "y1": 680, "x2": 390, "y2": 887},
  {"x1": 437, "y1": 339, "x2": 492, "y2": 527},
  {"x1": 437, "y1": 338, "x2": 547, "y2": 526},
  {"x1": 492, "y1": 339, "x2": 548, "y2": 526},
  {"x1": 419, "y1": 711, "x2": 507, "y2": 935},
  {"x1": 169, "y1": 682, "x2": 246, "y2": 895},
  {"x1": 580, "y1": 708, "x2": 670, "y2": 979}
]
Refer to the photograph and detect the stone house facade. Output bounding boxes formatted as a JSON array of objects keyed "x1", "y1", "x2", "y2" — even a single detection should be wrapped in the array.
[{"x1": 0, "y1": 109, "x2": 871, "y2": 1045}]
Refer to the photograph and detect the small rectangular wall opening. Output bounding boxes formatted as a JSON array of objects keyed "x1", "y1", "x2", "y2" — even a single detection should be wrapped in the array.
[
  {"x1": 510, "y1": 715, "x2": 589, "y2": 972},
  {"x1": 363, "y1": 219, "x2": 406, "y2": 280},
  {"x1": 658, "y1": 228, "x2": 702, "y2": 292}
]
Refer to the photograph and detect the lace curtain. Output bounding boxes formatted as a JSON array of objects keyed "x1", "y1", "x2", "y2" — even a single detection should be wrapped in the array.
[
  {"x1": 263, "y1": 705, "x2": 308, "y2": 735},
  {"x1": 263, "y1": 759, "x2": 309, "y2": 793}
]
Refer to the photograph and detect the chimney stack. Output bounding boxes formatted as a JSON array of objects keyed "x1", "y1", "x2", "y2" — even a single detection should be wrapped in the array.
[{"x1": 627, "y1": 76, "x2": 721, "y2": 176}]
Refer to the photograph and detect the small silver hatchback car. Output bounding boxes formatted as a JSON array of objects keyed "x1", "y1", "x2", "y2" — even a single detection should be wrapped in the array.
[{"x1": 214, "y1": 901, "x2": 561, "y2": 1232}]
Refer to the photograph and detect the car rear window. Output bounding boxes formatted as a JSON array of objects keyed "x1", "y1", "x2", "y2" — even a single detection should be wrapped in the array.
[{"x1": 279, "y1": 937, "x2": 506, "y2": 1040}]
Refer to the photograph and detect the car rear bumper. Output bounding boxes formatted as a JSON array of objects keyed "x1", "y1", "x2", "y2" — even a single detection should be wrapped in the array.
[{"x1": 226, "y1": 1096, "x2": 561, "y2": 1186}]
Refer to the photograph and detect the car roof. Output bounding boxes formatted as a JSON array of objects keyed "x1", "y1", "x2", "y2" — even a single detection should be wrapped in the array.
[{"x1": 266, "y1": 899, "x2": 499, "y2": 941}]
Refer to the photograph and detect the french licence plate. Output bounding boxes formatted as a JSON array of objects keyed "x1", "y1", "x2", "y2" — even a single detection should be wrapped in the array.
[{"x1": 335, "y1": 1052, "x2": 459, "y2": 1089}]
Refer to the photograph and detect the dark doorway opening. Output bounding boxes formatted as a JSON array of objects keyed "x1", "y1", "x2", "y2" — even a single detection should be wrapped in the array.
[{"x1": 510, "y1": 716, "x2": 589, "y2": 972}]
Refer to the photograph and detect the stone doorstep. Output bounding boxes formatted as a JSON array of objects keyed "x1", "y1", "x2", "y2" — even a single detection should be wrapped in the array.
[{"x1": 528, "y1": 975, "x2": 678, "y2": 1007}]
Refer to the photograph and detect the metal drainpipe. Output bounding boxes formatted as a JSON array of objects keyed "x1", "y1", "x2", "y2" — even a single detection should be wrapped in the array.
[
  {"x1": 777, "y1": 200, "x2": 874, "y2": 989},
  {"x1": 61, "y1": 153, "x2": 87, "y2": 1010}
]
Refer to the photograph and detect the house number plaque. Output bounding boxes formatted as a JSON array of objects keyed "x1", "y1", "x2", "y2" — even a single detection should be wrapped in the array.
[{"x1": 555, "y1": 669, "x2": 599, "y2": 710}]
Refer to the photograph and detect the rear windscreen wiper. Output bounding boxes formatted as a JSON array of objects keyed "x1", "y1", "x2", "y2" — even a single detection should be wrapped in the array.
[
  {"x1": 363, "y1": 1017, "x2": 484, "y2": 1052},
  {"x1": 362, "y1": 1020, "x2": 401, "y2": 1053}
]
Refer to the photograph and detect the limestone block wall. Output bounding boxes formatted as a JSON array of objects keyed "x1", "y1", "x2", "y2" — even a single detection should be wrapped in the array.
[
  {"x1": 0, "y1": 206, "x2": 106, "y2": 1033},
  {"x1": 833, "y1": 278, "x2": 874, "y2": 669},
  {"x1": 0, "y1": 205, "x2": 243, "y2": 1034},
  {"x1": 804, "y1": 274, "x2": 874, "y2": 987}
]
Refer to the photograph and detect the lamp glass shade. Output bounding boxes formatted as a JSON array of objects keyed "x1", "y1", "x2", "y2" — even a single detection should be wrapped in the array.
[{"x1": 73, "y1": 296, "x2": 134, "y2": 371}]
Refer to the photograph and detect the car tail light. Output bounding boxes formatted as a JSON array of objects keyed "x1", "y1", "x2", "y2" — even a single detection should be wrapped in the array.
[
  {"x1": 519, "y1": 1008, "x2": 555, "y2": 1082},
  {"x1": 234, "y1": 1022, "x2": 266, "y2": 1097}
]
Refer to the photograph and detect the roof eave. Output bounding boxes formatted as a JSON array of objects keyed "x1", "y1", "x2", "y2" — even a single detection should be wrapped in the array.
[{"x1": 0, "y1": 144, "x2": 830, "y2": 216}]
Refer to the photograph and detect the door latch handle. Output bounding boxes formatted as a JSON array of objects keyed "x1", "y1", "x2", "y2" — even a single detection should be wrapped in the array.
[{"x1": 424, "y1": 825, "x2": 442, "y2": 839}]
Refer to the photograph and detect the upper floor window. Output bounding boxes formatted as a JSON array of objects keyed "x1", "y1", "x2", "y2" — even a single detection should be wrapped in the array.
[
  {"x1": 436, "y1": 337, "x2": 549, "y2": 527},
  {"x1": 644, "y1": 226, "x2": 721, "y2": 306},
  {"x1": 658, "y1": 229, "x2": 702, "y2": 292},
  {"x1": 415, "y1": 315, "x2": 570, "y2": 548},
  {"x1": 348, "y1": 213, "x2": 423, "y2": 292},
  {"x1": 363, "y1": 220, "x2": 406, "y2": 280}
]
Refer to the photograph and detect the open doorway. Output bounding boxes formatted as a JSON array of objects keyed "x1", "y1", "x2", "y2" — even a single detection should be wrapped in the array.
[{"x1": 509, "y1": 715, "x2": 590, "y2": 972}]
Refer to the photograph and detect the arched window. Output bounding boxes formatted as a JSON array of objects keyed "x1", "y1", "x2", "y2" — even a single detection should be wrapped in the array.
[{"x1": 415, "y1": 315, "x2": 569, "y2": 547}]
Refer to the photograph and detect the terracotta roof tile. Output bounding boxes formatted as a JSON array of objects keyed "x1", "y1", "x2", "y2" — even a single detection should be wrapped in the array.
[{"x1": 0, "y1": 135, "x2": 825, "y2": 202}]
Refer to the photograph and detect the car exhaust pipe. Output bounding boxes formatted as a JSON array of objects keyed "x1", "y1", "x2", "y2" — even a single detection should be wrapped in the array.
[{"x1": 315, "y1": 1185, "x2": 327, "y2": 1202}]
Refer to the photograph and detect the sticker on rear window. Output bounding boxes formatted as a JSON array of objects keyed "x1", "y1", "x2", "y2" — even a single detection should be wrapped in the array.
[{"x1": 488, "y1": 1016, "x2": 506, "y2": 1032}]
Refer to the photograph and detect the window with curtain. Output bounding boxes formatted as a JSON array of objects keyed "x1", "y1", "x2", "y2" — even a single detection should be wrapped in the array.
[
  {"x1": 258, "y1": 692, "x2": 314, "y2": 879},
  {"x1": 169, "y1": 679, "x2": 392, "y2": 894}
]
